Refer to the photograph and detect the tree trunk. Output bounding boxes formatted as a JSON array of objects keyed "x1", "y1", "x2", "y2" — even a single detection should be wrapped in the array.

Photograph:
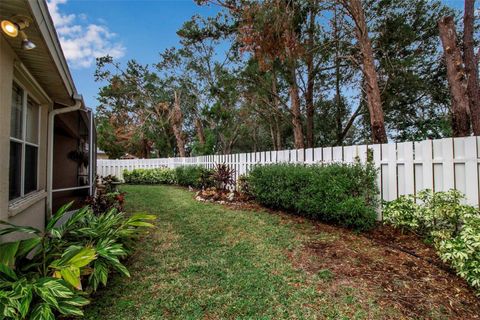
[
  {"x1": 269, "y1": 123, "x2": 276, "y2": 150},
  {"x1": 334, "y1": 6, "x2": 343, "y2": 144},
  {"x1": 275, "y1": 118, "x2": 282, "y2": 150},
  {"x1": 271, "y1": 72, "x2": 283, "y2": 150},
  {"x1": 439, "y1": 16, "x2": 471, "y2": 137},
  {"x1": 345, "y1": 0, "x2": 388, "y2": 143},
  {"x1": 305, "y1": 3, "x2": 316, "y2": 148},
  {"x1": 171, "y1": 90, "x2": 186, "y2": 157},
  {"x1": 194, "y1": 117, "x2": 206, "y2": 146},
  {"x1": 252, "y1": 126, "x2": 258, "y2": 152},
  {"x1": 142, "y1": 138, "x2": 152, "y2": 159},
  {"x1": 289, "y1": 66, "x2": 305, "y2": 149},
  {"x1": 463, "y1": 0, "x2": 480, "y2": 135}
]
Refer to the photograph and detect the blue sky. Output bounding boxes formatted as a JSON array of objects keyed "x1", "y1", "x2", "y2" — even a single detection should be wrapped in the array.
[
  {"x1": 48, "y1": 0, "x2": 465, "y2": 110},
  {"x1": 47, "y1": 0, "x2": 222, "y2": 109}
]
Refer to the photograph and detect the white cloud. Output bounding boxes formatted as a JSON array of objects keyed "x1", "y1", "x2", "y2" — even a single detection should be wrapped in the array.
[{"x1": 47, "y1": 0, "x2": 125, "y2": 68}]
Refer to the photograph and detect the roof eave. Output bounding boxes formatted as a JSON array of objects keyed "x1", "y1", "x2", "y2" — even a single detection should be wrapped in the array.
[{"x1": 28, "y1": 0, "x2": 77, "y2": 104}]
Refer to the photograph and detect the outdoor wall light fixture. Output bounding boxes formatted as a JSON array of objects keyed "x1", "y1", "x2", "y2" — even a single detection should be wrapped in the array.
[
  {"x1": 1, "y1": 16, "x2": 36, "y2": 50},
  {"x1": 20, "y1": 31, "x2": 36, "y2": 50},
  {"x1": 1, "y1": 19, "x2": 18, "y2": 37}
]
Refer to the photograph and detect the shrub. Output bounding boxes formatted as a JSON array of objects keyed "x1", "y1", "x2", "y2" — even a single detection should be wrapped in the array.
[
  {"x1": 86, "y1": 191, "x2": 125, "y2": 215},
  {"x1": 248, "y1": 161, "x2": 378, "y2": 231},
  {"x1": 383, "y1": 189, "x2": 480, "y2": 293},
  {"x1": 198, "y1": 168, "x2": 215, "y2": 190},
  {"x1": 0, "y1": 202, "x2": 155, "y2": 319},
  {"x1": 435, "y1": 214, "x2": 480, "y2": 292},
  {"x1": 123, "y1": 166, "x2": 215, "y2": 189},
  {"x1": 237, "y1": 174, "x2": 252, "y2": 197},
  {"x1": 211, "y1": 163, "x2": 236, "y2": 191},
  {"x1": 101, "y1": 175, "x2": 121, "y2": 192},
  {"x1": 123, "y1": 168, "x2": 176, "y2": 185},
  {"x1": 87, "y1": 175, "x2": 125, "y2": 214},
  {"x1": 384, "y1": 189, "x2": 476, "y2": 237},
  {"x1": 175, "y1": 166, "x2": 213, "y2": 189}
]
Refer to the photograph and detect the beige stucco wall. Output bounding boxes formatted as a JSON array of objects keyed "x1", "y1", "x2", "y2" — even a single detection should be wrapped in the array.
[
  {"x1": 0, "y1": 36, "x2": 14, "y2": 222},
  {"x1": 0, "y1": 35, "x2": 51, "y2": 241}
]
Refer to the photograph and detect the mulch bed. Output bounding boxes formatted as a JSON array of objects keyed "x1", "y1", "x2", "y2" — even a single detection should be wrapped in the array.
[
  {"x1": 200, "y1": 195, "x2": 480, "y2": 319},
  {"x1": 300, "y1": 223, "x2": 480, "y2": 319}
]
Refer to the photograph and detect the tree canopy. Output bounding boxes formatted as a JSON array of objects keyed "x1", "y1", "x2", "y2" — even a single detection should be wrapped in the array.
[{"x1": 95, "y1": 0, "x2": 477, "y2": 159}]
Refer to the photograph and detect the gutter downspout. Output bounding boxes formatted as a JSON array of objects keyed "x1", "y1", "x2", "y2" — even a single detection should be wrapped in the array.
[
  {"x1": 46, "y1": 95, "x2": 83, "y2": 217},
  {"x1": 88, "y1": 108, "x2": 94, "y2": 197}
]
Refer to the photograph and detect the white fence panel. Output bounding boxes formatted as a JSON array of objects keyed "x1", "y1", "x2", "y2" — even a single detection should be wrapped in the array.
[{"x1": 97, "y1": 137, "x2": 480, "y2": 210}]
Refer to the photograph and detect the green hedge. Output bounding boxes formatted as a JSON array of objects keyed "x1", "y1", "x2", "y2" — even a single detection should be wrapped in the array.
[
  {"x1": 247, "y1": 163, "x2": 379, "y2": 230},
  {"x1": 123, "y1": 168, "x2": 176, "y2": 184},
  {"x1": 175, "y1": 165, "x2": 214, "y2": 189},
  {"x1": 123, "y1": 166, "x2": 214, "y2": 189}
]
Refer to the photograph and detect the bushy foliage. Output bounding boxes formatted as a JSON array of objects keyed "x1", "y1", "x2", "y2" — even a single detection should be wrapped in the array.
[
  {"x1": 87, "y1": 191, "x2": 125, "y2": 215},
  {"x1": 384, "y1": 189, "x2": 480, "y2": 293},
  {"x1": 248, "y1": 162, "x2": 379, "y2": 230},
  {"x1": 0, "y1": 202, "x2": 155, "y2": 319},
  {"x1": 123, "y1": 168, "x2": 176, "y2": 185},
  {"x1": 123, "y1": 166, "x2": 216, "y2": 189},
  {"x1": 87, "y1": 175, "x2": 125, "y2": 215},
  {"x1": 384, "y1": 190, "x2": 472, "y2": 236},
  {"x1": 198, "y1": 168, "x2": 215, "y2": 190},
  {"x1": 175, "y1": 166, "x2": 214, "y2": 189},
  {"x1": 237, "y1": 174, "x2": 252, "y2": 198}
]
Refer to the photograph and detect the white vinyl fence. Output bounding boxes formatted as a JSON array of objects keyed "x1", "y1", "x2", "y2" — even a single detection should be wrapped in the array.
[{"x1": 98, "y1": 136, "x2": 480, "y2": 208}]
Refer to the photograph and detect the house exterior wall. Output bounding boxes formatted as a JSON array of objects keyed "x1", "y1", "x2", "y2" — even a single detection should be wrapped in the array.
[{"x1": 0, "y1": 35, "x2": 51, "y2": 241}]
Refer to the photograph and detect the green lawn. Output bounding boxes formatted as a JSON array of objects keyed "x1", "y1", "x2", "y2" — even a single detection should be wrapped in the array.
[{"x1": 81, "y1": 185, "x2": 396, "y2": 319}]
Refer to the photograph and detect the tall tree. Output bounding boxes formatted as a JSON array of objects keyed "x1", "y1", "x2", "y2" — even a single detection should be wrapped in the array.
[
  {"x1": 341, "y1": 0, "x2": 388, "y2": 143},
  {"x1": 171, "y1": 91, "x2": 187, "y2": 157},
  {"x1": 95, "y1": 56, "x2": 172, "y2": 158},
  {"x1": 438, "y1": 16, "x2": 471, "y2": 137},
  {"x1": 368, "y1": 0, "x2": 452, "y2": 141},
  {"x1": 463, "y1": 0, "x2": 480, "y2": 135},
  {"x1": 305, "y1": 0, "x2": 317, "y2": 148},
  {"x1": 237, "y1": 0, "x2": 306, "y2": 148}
]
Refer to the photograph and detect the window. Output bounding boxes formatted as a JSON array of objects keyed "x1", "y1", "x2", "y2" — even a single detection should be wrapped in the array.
[{"x1": 9, "y1": 82, "x2": 40, "y2": 201}]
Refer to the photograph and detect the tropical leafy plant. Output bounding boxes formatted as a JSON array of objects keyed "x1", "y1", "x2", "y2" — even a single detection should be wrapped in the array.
[
  {"x1": 211, "y1": 163, "x2": 236, "y2": 191},
  {"x1": 0, "y1": 269, "x2": 90, "y2": 320},
  {"x1": 86, "y1": 191, "x2": 125, "y2": 216},
  {"x1": 0, "y1": 202, "x2": 155, "y2": 319}
]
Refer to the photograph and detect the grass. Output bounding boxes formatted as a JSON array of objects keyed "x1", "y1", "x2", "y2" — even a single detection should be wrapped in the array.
[{"x1": 82, "y1": 185, "x2": 397, "y2": 319}]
